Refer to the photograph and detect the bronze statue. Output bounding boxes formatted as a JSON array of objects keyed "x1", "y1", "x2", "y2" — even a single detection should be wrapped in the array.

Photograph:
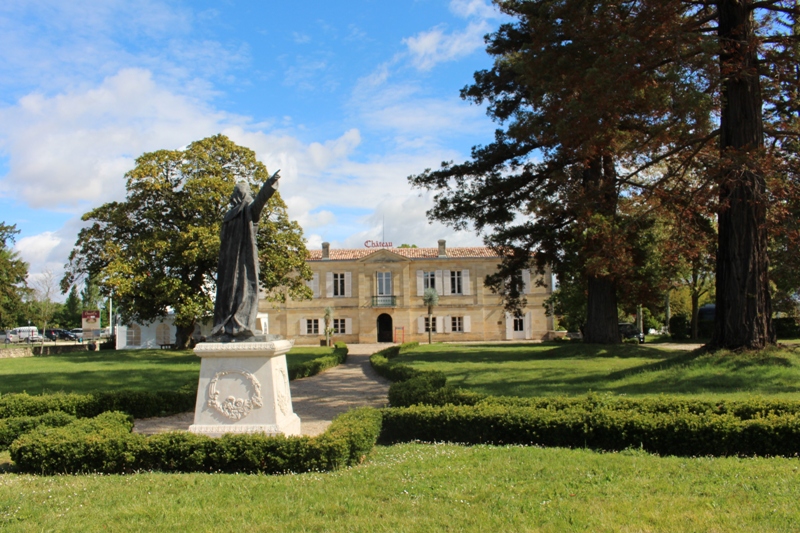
[{"x1": 209, "y1": 171, "x2": 280, "y2": 341}]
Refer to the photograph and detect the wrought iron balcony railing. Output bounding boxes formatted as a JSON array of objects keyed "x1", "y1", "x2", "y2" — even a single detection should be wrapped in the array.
[{"x1": 371, "y1": 295, "x2": 396, "y2": 307}]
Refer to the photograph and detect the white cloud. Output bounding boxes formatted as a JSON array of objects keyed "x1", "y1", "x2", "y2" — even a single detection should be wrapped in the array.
[
  {"x1": 403, "y1": 21, "x2": 490, "y2": 71},
  {"x1": 340, "y1": 193, "x2": 482, "y2": 249},
  {"x1": 0, "y1": 68, "x2": 239, "y2": 208},
  {"x1": 449, "y1": 0, "x2": 499, "y2": 20}
]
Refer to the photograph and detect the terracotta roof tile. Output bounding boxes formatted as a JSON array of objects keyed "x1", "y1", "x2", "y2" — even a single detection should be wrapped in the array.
[{"x1": 307, "y1": 247, "x2": 500, "y2": 261}]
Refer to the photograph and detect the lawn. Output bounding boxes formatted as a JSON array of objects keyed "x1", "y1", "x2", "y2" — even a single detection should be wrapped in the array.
[
  {"x1": 0, "y1": 443, "x2": 798, "y2": 532},
  {"x1": 393, "y1": 342, "x2": 800, "y2": 399},
  {"x1": 0, "y1": 346, "x2": 335, "y2": 395}
]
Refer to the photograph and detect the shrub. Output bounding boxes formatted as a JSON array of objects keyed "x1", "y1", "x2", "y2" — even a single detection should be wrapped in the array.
[
  {"x1": 0, "y1": 390, "x2": 196, "y2": 420},
  {"x1": 670, "y1": 314, "x2": 690, "y2": 340},
  {"x1": 10, "y1": 412, "x2": 141, "y2": 474},
  {"x1": 378, "y1": 403, "x2": 800, "y2": 457},
  {"x1": 0, "y1": 411, "x2": 76, "y2": 450},
  {"x1": 774, "y1": 317, "x2": 800, "y2": 339},
  {"x1": 288, "y1": 343, "x2": 348, "y2": 380},
  {"x1": 10, "y1": 407, "x2": 382, "y2": 475}
]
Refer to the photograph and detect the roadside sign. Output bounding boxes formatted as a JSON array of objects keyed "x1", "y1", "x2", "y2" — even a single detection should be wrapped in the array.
[{"x1": 82, "y1": 310, "x2": 101, "y2": 340}]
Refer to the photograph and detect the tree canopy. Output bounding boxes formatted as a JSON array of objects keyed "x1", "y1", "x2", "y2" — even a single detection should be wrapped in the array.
[
  {"x1": 63, "y1": 134, "x2": 312, "y2": 347},
  {"x1": 410, "y1": 0, "x2": 800, "y2": 348},
  {"x1": 0, "y1": 222, "x2": 29, "y2": 329}
]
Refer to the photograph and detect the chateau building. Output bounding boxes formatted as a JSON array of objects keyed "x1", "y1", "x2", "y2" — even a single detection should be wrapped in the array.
[{"x1": 267, "y1": 239, "x2": 555, "y2": 345}]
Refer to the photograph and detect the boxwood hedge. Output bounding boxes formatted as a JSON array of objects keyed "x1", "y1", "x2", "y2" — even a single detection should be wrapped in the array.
[{"x1": 10, "y1": 407, "x2": 382, "y2": 475}]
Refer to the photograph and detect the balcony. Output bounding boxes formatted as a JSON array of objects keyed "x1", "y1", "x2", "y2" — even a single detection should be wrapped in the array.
[{"x1": 371, "y1": 295, "x2": 397, "y2": 307}]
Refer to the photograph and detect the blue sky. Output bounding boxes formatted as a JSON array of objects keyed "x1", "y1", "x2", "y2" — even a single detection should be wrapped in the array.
[{"x1": 0, "y1": 0, "x2": 506, "y2": 291}]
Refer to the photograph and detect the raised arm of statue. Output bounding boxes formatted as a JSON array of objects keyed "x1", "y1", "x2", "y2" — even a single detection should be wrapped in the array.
[{"x1": 250, "y1": 170, "x2": 280, "y2": 223}]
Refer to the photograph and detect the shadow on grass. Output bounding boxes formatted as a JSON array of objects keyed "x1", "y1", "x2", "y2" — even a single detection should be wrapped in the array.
[{"x1": 402, "y1": 342, "x2": 675, "y2": 365}]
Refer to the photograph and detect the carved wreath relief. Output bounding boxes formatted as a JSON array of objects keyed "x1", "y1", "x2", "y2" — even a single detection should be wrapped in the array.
[{"x1": 207, "y1": 369, "x2": 263, "y2": 420}]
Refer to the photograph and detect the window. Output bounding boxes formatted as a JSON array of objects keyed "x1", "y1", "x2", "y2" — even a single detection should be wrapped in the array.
[
  {"x1": 451, "y1": 316, "x2": 463, "y2": 332},
  {"x1": 156, "y1": 324, "x2": 171, "y2": 345},
  {"x1": 377, "y1": 272, "x2": 392, "y2": 295},
  {"x1": 126, "y1": 324, "x2": 141, "y2": 346},
  {"x1": 513, "y1": 317, "x2": 525, "y2": 332},
  {"x1": 450, "y1": 270, "x2": 463, "y2": 295},
  {"x1": 306, "y1": 319, "x2": 320, "y2": 335},
  {"x1": 423, "y1": 271, "x2": 436, "y2": 290},
  {"x1": 333, "y1": 273, "x2": 345, "y2": 297},
  {"x1": 333, "y1": 318, "x2": 346, "y2": 334},
  {"x1": 424, "y1": 317, "x2": 437, "y2": 333}
]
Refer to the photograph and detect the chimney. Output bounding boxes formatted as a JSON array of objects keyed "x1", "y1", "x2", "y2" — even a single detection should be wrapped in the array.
[
  {"x1": 437, "y1": 239, "x2": 447, "y2": 258},
  {"x1": 322, "y1": 242, "x2": 330, "y2": 260}
]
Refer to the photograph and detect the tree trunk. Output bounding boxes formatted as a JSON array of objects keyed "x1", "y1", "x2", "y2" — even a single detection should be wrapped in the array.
[
  {"x1": 582, "y1": 154, "x2": 620, "y2": 344},
  {"x1": 584, "y1": 276, "x2": 619, "y2": 343},
  {"x1": 664, "y1": 291, "x2": 671, "y2": 334},
  {"x1": 712, "y1": 0, "x2": 774, "y2": 349},
  {"x1": 691, "y1": 292, "x2": 700, "y2": 340},
  {"x1": 175, "y1": 323, "x2": 195, "y2": 350}
]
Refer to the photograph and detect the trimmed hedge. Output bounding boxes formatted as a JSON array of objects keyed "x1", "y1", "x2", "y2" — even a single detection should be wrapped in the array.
[
  {"x1": 0, "y1": 411, "x2": 76, "y2": 450},
  {"x1": 10, "y1": 407, "x2": 382, "y2": 475},
  {"x1": 288, "y1": 342, "x2": 348, "y2": 380},
  {"x1": 0, "y1": 389, "x2": 196, "y2": 420},
  {"x1": 370, "y1": 343, "x2": 800, "y2": 456},
  {"x1": 379, "y1": 403, "x2": 800, "y2": 457}
]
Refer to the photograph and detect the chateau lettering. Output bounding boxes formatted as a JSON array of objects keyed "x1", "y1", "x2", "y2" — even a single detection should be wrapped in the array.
[{"x1": 364, "y1": 240, "x2": 392, "y2": 248}]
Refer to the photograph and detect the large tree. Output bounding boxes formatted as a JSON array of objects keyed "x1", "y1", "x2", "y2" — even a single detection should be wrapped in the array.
[
  {"x1": 0, "y1": 222, "x2": 29, "y2": 329},
  {"x1": 410, "y1": 0, "x2": 714, "y2": 343},
  {"x1": 411, "y1": 0, "x2": 800, "y2": 349},
  {"x1": 63, "y1": 134, "x2": 313, "y2": 348}
]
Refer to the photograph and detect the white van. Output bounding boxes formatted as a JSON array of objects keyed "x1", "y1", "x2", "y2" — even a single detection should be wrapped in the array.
[{"x1": 6, "y1": 327, "x2": 42, "y2": 343}]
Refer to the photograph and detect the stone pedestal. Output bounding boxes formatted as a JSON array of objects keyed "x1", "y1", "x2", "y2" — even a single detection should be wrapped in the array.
[{"x1": 188, "y1": 340, "x2": 301, "y2": 437}]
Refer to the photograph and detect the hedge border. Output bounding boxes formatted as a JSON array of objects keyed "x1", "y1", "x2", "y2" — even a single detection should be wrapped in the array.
[
  {"x1": 370, "y1": 342, "x2": 800, "y2": 457},
  {"x1": 10, "y1": 407, "x2": 382, "y2": 475}
]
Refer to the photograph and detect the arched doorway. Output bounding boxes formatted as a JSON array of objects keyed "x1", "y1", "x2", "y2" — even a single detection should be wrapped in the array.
[{"x1": 376, "y1": 313, "x2": 393, "y2": 343}]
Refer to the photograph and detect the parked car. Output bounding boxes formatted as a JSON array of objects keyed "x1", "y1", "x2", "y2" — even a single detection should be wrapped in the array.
[
  {"x1": 619, "y1": 323, "x2": 645, "y2": 344},
  {"x1": 1, "y1": 330, "x2": 8, "y2": 344},
  {"x1": 6, "y1": 327, "x2": 43, "y2": 343},
  {"x1": 45, "y1": 328, "x2": 78, "y2": 341}
]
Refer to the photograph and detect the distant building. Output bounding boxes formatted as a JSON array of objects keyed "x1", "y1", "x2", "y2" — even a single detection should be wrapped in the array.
[{"x1": 266, "y1": 239, "x2": 555, "y2": 345}]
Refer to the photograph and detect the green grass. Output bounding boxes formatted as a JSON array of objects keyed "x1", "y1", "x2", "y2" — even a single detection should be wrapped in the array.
[
  {"x1": 0, "y1": 443, "x2": 798, "y2": 532},
  {"x1": 394, "y1": 342, "x2": 800, "y2": 399},
  {"x1": 0, "y1": 347, "x2": 337, "y2": 395}
]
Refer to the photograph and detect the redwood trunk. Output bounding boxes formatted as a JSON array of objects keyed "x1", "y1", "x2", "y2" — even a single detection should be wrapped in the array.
[
  {"x1": 585, "y1": 275, "x2": 619, "y2": 343},
  {"x1": 712, "y1": 0, "x2": 774, "y2": 349},
  {"x1": 582, "y1": 154, "x2": 620, "y2": 344}
]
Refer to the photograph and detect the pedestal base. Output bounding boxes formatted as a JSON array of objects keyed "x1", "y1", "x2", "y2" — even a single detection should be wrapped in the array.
[{"x1": 188, "y1": 339, "x2": 301, "y2": 437}]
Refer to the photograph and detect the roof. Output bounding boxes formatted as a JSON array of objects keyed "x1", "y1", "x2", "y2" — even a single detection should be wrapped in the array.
[{"x1": 307, "y1": 247, "x2": 500, "y2": 261}]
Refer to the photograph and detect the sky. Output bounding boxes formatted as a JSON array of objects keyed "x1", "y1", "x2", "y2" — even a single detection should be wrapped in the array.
[{"x1": 0, "y1": 0, "x2": 507, "y2": 295}]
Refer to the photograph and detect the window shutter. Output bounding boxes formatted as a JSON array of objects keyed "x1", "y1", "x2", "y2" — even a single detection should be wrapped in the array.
[
  {"x1": 345, "y1": 318, "x2": 352, "y2": 335},
  {"x1": 462, "y1": 270, "x2": 471, "y2": 295},
  {"x1": 524, "y1": 311, "x2": 532, "y2": 339},
  {"x1": 321, "y1": 317, "x2": 327, "y2": 335},
  {"x1": 436, "y1": 316, "x2": 444, "y2": 333},
  {"x1": 435, "y1": 270, "x2": 444, "y2": 296},
  {"x1": 416, "y1": 270, "x2": 424, "y2": 296},
  {"x1": 417, "y1": 316, "x2": 425, "y2": 333},
  {"x1": 344, "y1": 272, "x2": 352, "y2": 297},
  {"x1": 301, "y1": 318, "x2": 307, "y2": 335},
  {"x1": 505, "y1": 313, "x2": 513, "y2": 340},
  {"x1": 464, "y1": 315, "x2": 471, "y2": 333},
  {"x1": 325, "y1": 272, "x2": 333, "y2": 298},
  {"x1": 522, "y1": 269, "x2": 531, "y2": 294},
  {"x1": 444, "y1": 315, "x2": 452, "y2": 333},
  {"x1": 443, "y1": 270, "x2": 451, "y2": 295},
  {"x1": 312, "y1": 273, "x2": 320, "y2": 298}
]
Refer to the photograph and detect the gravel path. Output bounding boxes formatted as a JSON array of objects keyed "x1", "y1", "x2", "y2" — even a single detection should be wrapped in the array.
[{"x1": 133, "y1": 343, "x2": 391, "y2": 437}]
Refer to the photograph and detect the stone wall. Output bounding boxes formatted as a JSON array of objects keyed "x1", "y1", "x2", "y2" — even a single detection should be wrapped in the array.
[{"x1": 0, "y1": 347, "x2": 33, "y2": 359}]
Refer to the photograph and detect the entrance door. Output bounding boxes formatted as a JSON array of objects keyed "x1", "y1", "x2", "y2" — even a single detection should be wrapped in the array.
[{"x1": 377, "y1": 313, "x2": 393, "y2": 342}]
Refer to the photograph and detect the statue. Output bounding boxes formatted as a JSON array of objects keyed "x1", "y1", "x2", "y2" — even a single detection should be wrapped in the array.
[{"x1": 209, "y1": 171, "x2": 280, "y2": 342}]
